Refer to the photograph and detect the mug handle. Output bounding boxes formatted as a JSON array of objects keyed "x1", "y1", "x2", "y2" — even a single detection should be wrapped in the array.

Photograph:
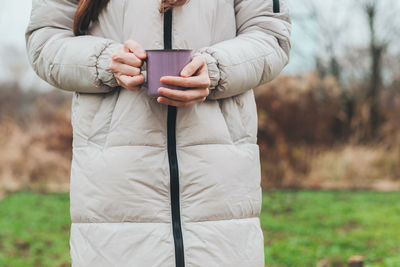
[{"x1": 140, "y1": 58, "x2": 148, "y2": 87}]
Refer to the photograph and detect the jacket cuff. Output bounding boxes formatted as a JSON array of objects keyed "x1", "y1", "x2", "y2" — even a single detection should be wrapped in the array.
[
  {"x1": 96, "y1": 42, "x2": 124, "y2": 88},
  {"x1": 192, "y1": 50, "x2": 220, "y2": 90}
]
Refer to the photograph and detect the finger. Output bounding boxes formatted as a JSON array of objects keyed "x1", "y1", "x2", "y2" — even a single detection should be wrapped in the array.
[
  {"x1": 112, "y1": 50, "x2": 143, "y2": 67},
  {"x1": 123, "y1": 40, "x2": 147, "y2": 60},
  {"x1": 157, "y1": 96, "x2": 206, "y2": 107},
  {"x1": 110, "y1": 62, "x2": 141, "y2": 76},
  {"x1": 119, "y1": 74, "x2": 145, "y2": 90},
  {"x1": 180, "y1": 56, "x2": 203, "y2": 77},
  {"x1": 158, "y1": 87, "x2": 209, "y2": 102},
  {"x1": 160, "y1": 75, "x2": 210, "y2": 88}
]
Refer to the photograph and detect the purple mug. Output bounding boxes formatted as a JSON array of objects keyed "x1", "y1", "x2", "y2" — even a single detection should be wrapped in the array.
[{"x1": 142, "y1": 49, "x2": 192, "y2": 98}]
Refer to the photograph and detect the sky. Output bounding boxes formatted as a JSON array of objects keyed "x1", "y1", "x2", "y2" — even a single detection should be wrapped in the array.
[
  {"x1": 0, "y1": 0, "x2": 52, "y2": 90},
  {"x1": 0, "y1": 0, "x2": 379, "y2": 90}
]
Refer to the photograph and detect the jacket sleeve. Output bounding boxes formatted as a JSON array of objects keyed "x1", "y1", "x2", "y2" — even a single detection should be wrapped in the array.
[
  {"x1": 25, "y1": 0, "x2": 123, "y2": 93},
  {"x1": 192, "y1": 0, "x2": 291, "y2": 100}
]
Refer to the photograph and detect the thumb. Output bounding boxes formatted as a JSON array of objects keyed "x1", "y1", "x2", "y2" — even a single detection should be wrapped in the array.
[
  {"x1": 124, "y1": 40, "x2": 147, "y2": 60},
  {"x1": 181, "y1": 56, "x2": 203, "y2": 77},
  {"x1": 133, "y1": 48, "x2": 147, "y2": 60}
]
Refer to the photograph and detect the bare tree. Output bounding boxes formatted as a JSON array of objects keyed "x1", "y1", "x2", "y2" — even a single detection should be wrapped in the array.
[
  {"x1": 293, "y1": 0, "x2": 352, "y2": 82},
  {"x1": 358, "y1": 0, "x2": 400, "y2": 137},
  {"x1": 292, "y1": 0, "x2": 400, "y2": 139}
]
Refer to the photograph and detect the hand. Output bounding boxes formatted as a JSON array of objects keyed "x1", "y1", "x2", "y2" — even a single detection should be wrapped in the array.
[
  {"x1": 109, "y1": 40, "x2": 147, "y2": 91},
  {"x1": 157, "y1": 55, "x2": 210, "y2": 107}
]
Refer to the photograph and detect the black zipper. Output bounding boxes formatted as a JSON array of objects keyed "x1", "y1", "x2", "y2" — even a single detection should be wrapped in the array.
[
  {"x1": 273, "y1": 0, "x2": 280, "y2": 13},
  {"x1": 164, "y1": 8, "x2": 185, "y2": 267}
]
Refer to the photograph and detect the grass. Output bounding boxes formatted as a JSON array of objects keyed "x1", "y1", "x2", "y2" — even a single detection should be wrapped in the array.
[
  {"x1": 0, "y1": 191, "x2": 399, "y2": 267},
  {"x1": 262, "y1": 190, "x2": 400, "y2": 267},
  {"x1": 0, "y1": 192, "x2": 71, "y2": 267}
]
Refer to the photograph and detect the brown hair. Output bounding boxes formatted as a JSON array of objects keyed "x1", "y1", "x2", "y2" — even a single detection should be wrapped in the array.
[{"x1": 74, "y1": 0, "x2": 189, "y2": 36}]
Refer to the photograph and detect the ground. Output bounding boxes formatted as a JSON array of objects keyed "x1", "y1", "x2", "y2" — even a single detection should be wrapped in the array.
[
  {"x1": 261, "y1": 190, "x2": 400, "y2": 266},
  {"x1": 0, "y1": 190, "x2": 399, "y2": 267}
]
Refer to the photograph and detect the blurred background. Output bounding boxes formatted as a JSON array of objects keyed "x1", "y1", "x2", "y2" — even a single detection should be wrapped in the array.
[{"x1": 0, "y1": 0, "x2": 399, "y2": 266}]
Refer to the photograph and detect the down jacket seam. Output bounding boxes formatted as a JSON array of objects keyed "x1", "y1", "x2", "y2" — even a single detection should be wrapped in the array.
[
  {"x1": 187, "y1": 216, "x2": 261, "y2": 224},
  {"x1": 72, "y1": 142, "x2": 257, "y2": 150},
  {"x1": 72, "y1": 221, "x2": 170, "y2": 224},
  {"x1": 121, "y1": 0, "x2": 128, "y2": 36},
  {"x1": 71, "y1": 216, "x2": 260, "y2": 224},
  {"x1": 103, "y1": 88, "x2": 121, "y2": 148},
  {"x1": 205, "y1": 49, "x2": 274, "y2": 68},
  {"x1": 72, "y1": 144, "x2": 167, "y2": 149}
]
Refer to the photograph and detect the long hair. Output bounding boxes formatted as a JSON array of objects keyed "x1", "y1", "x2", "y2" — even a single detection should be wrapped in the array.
[{"x1": 73, "y1": 0, "x2": 189, "y2": 36}]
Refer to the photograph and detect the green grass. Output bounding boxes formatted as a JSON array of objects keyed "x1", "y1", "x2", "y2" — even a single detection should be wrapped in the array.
[
  {"x1": 0, "y1": 191, "x2": 399, "y2": 267},
  {"x1": 261, "y1": 190, "x2": 400, "y2": 267},
  {"x1": 0, "y1": 192, "x2": 71, "y2": 267}
]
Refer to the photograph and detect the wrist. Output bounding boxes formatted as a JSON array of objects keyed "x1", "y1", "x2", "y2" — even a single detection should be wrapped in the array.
[
  {"x1": 192, "y1": 51, "x2": 220, "y2": 90},
  {"x1": 97, "y1": 42, "x2": 124, "y2": 88}
]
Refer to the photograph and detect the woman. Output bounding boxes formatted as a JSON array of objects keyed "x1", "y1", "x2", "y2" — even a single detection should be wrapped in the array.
[{"x1": 25, "y1": 0, "x2": 291, "y2": 266}]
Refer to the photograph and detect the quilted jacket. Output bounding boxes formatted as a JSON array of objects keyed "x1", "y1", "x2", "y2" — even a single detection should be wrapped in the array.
[{"x1": 25, "y1": 0, "x2": 291, "y2": 266}]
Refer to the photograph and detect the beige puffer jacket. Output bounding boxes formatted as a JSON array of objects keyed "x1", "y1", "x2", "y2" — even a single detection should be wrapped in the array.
[{"x1": 25, "y1": 0, "x2": 291, "y2": 266}]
